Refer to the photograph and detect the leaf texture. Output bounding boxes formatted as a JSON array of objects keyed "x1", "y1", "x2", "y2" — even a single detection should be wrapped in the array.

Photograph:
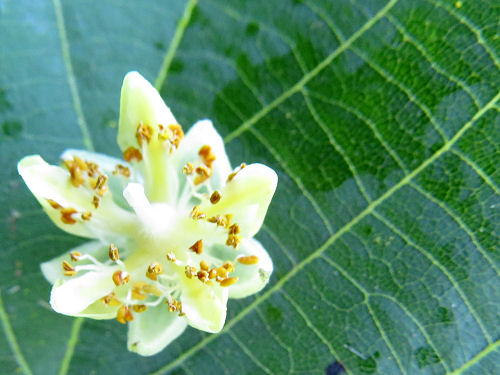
[{"x1": 0, "y1": 0, "x2": 498, "y2": 374}]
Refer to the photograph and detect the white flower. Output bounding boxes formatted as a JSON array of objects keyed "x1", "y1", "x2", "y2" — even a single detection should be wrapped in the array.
[{"x1": 17, "y1": 72, "x2": 277, "y2": 356}]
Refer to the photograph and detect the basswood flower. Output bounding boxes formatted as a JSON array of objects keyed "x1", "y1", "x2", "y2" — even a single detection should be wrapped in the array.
[{"x1": 18, "y1": 72, "x2": 277, "y2": 356}]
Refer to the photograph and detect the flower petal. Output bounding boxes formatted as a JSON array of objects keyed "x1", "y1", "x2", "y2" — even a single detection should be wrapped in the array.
[
  {"x1": 203, "y1": 163, "x2": 278, "y2": 237},
  {"x1": 176, "y1": 120, "x2": 231, "y2": 191},
  {"x1": 209, "y1": 238, "x2": 273, "y2": 299},
  {"x1": 127, "y1": 303, "x2": 188, "y2": 356},
  {"x1": 76, "y1": 299, "x2": 120, "y2": 319},
  {"x1": 118, "y1": 71, "x2": 179, "y2": 203},
  {"x1": 18, "y1": 155, "x2": 136, "y2": 239},
  {"x1": 181, "y1": 281, "x2": 228, "y2": 333},
  {"x1": 50, "y1": 267, "x2": 117, "y2": 315},
  {"x1": 61, "y1": 149, "x2": 134, "y2": 210},
  {"x1": 40, "y1": 240, "x2": 108, "y2": 284}
]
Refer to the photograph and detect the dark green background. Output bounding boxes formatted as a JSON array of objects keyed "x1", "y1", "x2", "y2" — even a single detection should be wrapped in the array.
[{"x1": 0, "y1": 0, "x2": 498, "y2": 374}]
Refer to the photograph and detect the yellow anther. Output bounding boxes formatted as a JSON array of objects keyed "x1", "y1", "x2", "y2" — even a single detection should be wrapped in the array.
[
  {"x1": 237, "y1": 255, "x2": 259, "y2": 265},
  {"x1": 210, "y1": 190, "x2": 221, "y2": 204},
  {"x1": 183, "y1": 162, "x2": 194, "y2": 175},
  {"x1": 116, "y1": 304, "x2": 134, "y2": 324},
  {"x1": 200, "y1": 260, "x2": 209, "y2": 271},
  {"x1": 168, "y1": 124, "x2": 184, "y2": 148},
  {"x1": 208, "y1": 215, "x2": 227, "y2": 228},
  {"x1": 60, "y1": 207, "x2": 78, "y2": 224},
  {"x1": 227, "y1": 163, "x2": 246, "y2": 182},
  {"x1": 198, "y1": 145, "x2": 216, "y2": 167},
  {"x1": 93, "y1": 175, "x2": 109, "y2": 196},
  {"x1": 190, "y1": 205, "x2": 206, "y2": 220},
  {"x1": 208, "y1": 269, "x2": 217, "y2": 279},
  {"x1": 220, "y1": 276, "x2": 239, "y2": 287},
  {"x1": 189, "y1": 240, "x2": 203, "y2": 255},
  {"x1": 63, "y1": 270, "x2": 76, "y2": 277},
  {"x1": 109, "y1": 243, "x2": 119, "y2": 261},
  {"x1": 62, "y1": 261, "x2": 75, "y2": 273},
  {"x1": 225, "y1": 214, "x2": 234, "y2": 225},
  {"x1": 132, "y1": 304, "x2": 148, "y2": 313},
  {"x1": 92, "y1": 195, "x2": 100, "y2": 208},
  {"x1": 166, "y1": 252, "x2": 176, "y2": 262},
  {"x1": 146, "y1": 262, "x2": 164, "y2": 281},
  {"x1": 112, "y1": 270, "x2": 130, "y2": 286},
  {"x1": 185, "y1": 265, "x2": 197, "y2": 279},
  {"x1": 112, "y1": 164, "x2": 131, "y2": 177},
  {"x1": 47, "y1": 199, "x2": 62, "y2": 209},
  {"x1": 136, "y1": 123, "x2": 153, "y2": 146},
  {"x1": 102, "y1": 292, "x2": 121, "y2": 306},
  {"x1": 64, "y1": 159, "x2": 85, "y2": 187},
  {"x1": 194, "y1": 165, "x2": 212, "y2": 185},
  {"x1": 216, "y1": 267, "x2": 228, "y2": 278},
  {"x1": 86, "y1": 162, "x2": 99, "y2": 177},
  {"x1": 70, "y1": 251, "x2": 81, "y2": 261},
  {"x1": 81, "y1": 211, "x2": 92, "y2": 221},
  {"x1": 226, "y1": 234, "x2": 241, "y2": 249},
  {"x1": 157, "y1": 124, "x2": 170, "y2": 141},
  {"x1": 223, "y1": 261, "x2": 234, "y2": 273},
  {"x1": 197, "y1": 270, "x2": 209, "y2": 282},
  {"x1": 123, "y1": 147, "x2": 143, "y2": 162},
  {"x1": 131, "y1": 281, "x2": 148, "y2": 300},
  {"x1": 228, "y1": 223, "x2": 240, "y2": 235}
]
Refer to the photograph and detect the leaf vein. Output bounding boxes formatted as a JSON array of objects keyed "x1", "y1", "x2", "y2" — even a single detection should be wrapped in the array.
[
  {"x1": 0, "y1": 290, "x2": 33, "y2": 375},
  {"x1": 372, "y1": 210, "x2": 493, "y2": 344},
  {"x1": 52, "y1": 0, "x2": 94, "y2": 151},
  {"x1": 223, "y1": 0, "x2": 401, "y2": 143},
  {"x1": 451, "y1": 149, "x2": 500, "y2": 195},
  {"x1": 227, "y1": 331, "x2": 275, "y2": 375},
  {"x1": 154, "y1": 0, "x2": 198, "y2": 91}
]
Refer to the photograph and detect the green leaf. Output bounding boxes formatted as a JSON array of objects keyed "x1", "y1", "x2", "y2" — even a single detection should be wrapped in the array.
[{"x1": 0, "y1": 0, "x2": 498, "y2": 374}]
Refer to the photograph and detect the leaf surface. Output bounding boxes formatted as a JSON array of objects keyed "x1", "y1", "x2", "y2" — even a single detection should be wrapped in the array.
[{"x1": 0, "y1": 0, "x2": 498, "y2": 374}]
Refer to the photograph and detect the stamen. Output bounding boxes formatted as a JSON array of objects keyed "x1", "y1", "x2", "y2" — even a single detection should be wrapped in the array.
[
  {"x1": 136, "y1": 123, "x2": 153, "y2": 146},
  {"x1": 168, "y1": 124, "x2": 184, "y2": 149},
  {"x1": 191, "y1": 206, "x2": 206, "y2": 220},
  {"x1": 86, "y1": 162, "x2": 99, "y2": 177},
  {"x1": 237, "y1": 255, "x2": 259, "y2": 265},
  {"x1": 102, "y1": 292, "x2": 121, "y2": 306},
  {"x1": 185, "y1": 265, "x2": 197, "y2": 279},
  {"x1": 93, "y1": 175, "x2": 109, "y2": 196},
  {"x1": 62, "y1": 260, "x2": 76, "y2": 276},
  {"x1": 112, "y1": 164, "x2": 131, "y2": 177},
  {"x1": 146, "y1": 262, "x2": 164, "y2": 281},
  {"x1": 109, "y1": 243, "x2": 120, "y2": 261},
  {"x1": 81, "y1": 212, "x2": 92, "y2": 221},
  {"x1": 226, "y1": 234, "x2": 241, "y2": 249},
  {"x1": 47, "y1": 199, "x2": 62, "y2": 209},
  {"x1": 166, "y1": 252, "x2": 176, "y2": 262},
  {"x1": 227, "y1": 163, "x2": 246, "y2": 182},
  {"x1": 208, "y1": 269, "x2": 217, "y2": 279},
  {"x1": 194, "y1": 165, "x2": 212, "y2": 185},
  {"x1": 228, "y1": 223, "x2": 240, "y2": 235},
  {"x1": 158, "y1": 124, "x2": 169, "y2": 141},
  {"x1": 92, "y1": 195, "x2": 100, "y2": 208},
  {"x1": 216, "y1": 267, "x2": 228, "y2": 278},
  {"x1": 189, "y1": 240, "x2": 203, "y2": 255},
  {"x1": 60, "y1": 207, "x2": 77, "y2": 224},
  {"x1": 198, "y1": 145, "x2": 216, "y2": 167},
  {"x1": 132, "y1": 304, "x2": 148, "y2": 313},
  {"x1": 208, "y1": 215, "x2": 227, "y2": 228},
  {"x1": 64, "y1": 158, "x2": 85, "y2": 187},
  {"x1": 70, "y1": 251, "x2": 82, "y2": 261},
  {"x1": 220, "y1": 276, "x2": 239, "y2": 287},
  {"x1": 123, "y1": 147, "x2": 143, "y2": 162},
  {"x1": 197, "y1": 270, "x2": 209, "y2": 282},
  {"x1": 116, "y1": 304, "x2": 134, "y2": 324},
  {"x1": 183, "y1": 162, "x2": 194, "y2": 175},
  {"x1": 223, "y1": 261, "x2": 234, "y2": 273},
  {"x1": 200, "y1": 260, "x2": 209, "y2": 271},
  {"x1": 112, "y1": 270, "x2": 130, "y2": 286},
  {"x1": 210, "y1": 190, "x2": 221, "y2": 204}
]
